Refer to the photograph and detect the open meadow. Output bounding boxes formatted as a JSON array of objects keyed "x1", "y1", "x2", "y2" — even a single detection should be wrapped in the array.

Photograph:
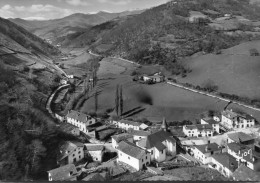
[
  {"x1": 79, "y1": 56, "x2": 260, "y2": 122},
  {"x1": 179, "y1": 40, "x2": 260, "y2": 99}
]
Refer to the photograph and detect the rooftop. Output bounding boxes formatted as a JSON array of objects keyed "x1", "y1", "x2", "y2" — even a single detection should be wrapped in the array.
[
  {"x1": 227, "y1": 142, "x2": 249, "y2": 153},
  {"x1": 201, "y1": 118, "x2": 219, "y2": 125},
  {"x1": 227, "y1": 132, "x2": 254, "y2": 143},
  {"x1": 194, "y1": 143, "x2": 221, "y2": 154},
  {"x1": 82, "y1": 173, "x2": 105, "y2": 181},
  {"x1": 66, "y1": 110, "x2": 95, "y2": 124},
  {"x1": 184, "y1": 124, "x2": 213, "y2": 131},
  {"x1": 84, "y1": 144, "x2": 104, "y2": 152},
  {"x1": 212, "y1": 152, "x2": 238, "y2": 172},
  {"x1": 59, "y1": 123, "x2": 79, "y2": 133},
  {"x1": 58, "y1": 141, "x2": 84, "y2": 161},
  {"x1": 47, "y1": 164, "x2": 78, "y2": 181},
  {"x1": 222, "y1": 110, "x2": 255, "y2": 120},
  {"x1": 117, "y1": 141, "x2": 147, "y2": 160},
  {"x1": 233, "y1": 164, "x2": 260, "y2": 181},
  {"x1": 128, "y1": 129, "x2": 151, "y2": 137},
  {"x1": 137, "y1": 130, "x2": 175, "y2": 149},
  {"x1": 119, "y1": 119, "x2": 142, "y2": 127},
  {"x1": 111, "y1": 133, "x2": 133, "y2": 143}
]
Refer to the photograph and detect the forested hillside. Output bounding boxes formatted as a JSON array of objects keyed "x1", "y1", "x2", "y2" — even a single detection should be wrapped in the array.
[{"x1": 66, "y1": 0, "x2": 260, "y2": 75}]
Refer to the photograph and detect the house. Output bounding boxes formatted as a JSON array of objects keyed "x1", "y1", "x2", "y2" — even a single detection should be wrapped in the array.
[
  {"x1": 84, "y1": 144, "x2": 105, "y2": 162},
  {"x1": 137, "y1": 130, "x2": 176, "y2": 163},
  {"x1": 192, "y1": 142, "x2": 223, "y2": 164},
  {"x1": 111, "y1": 133, "x2": 134, "y2": 149},
  {"x1": 227, "y1": 142, "x2": 256, "y2": 170},
  {"x1": 139, "y1": 123, "x2": 149, "y2": 131},
  {"x1": 183, "y1": 124, "x2": 214, "y2": 137},
  {"x1": 150, "y1": 74, "x2": 164, "y2": 83},
  {"x1": 60, "y1": 79, "x2": 68, "y2": 85},
  {"x1": 227, "y1": 132, "x2": 255, "y2": 145},
  {"x1": 143, "y1": 75, "x2": 153, "y2": 82},
  {"x1": 82, "y1": 173, "x2": 106, "y2": 181},
  {"x1": 113, "y1": 119, "x2": 142, "y2": 131},
  {"x1": 117, "y1": 141, "x2": 151, "y2": 171},
  {"x1": 210, "y1": 152, "x2": 238, "y2": 178},
  {"x1": 128, "y1": 129, "x2": 151, "y2": 141},
  {"x1": 66, "y1": 110, "x2": 96, "y2": 134},
  {"x1": 233, "y1": 164, "x2": 260, "y2": 181},
  {"x1": 189, "y1": 11, "x2": 208, "y2": 23},
  {"x1": 201, "y1": 118, "x2": 220, "y2": 133},
  {"x1": 47, "y1": 164, "x2": 79, "y2": 181},
  {"x1": 221, "y1": 109, "x2": 255, "y2": 130},
  {"x1": 58, "y1": 123, "x2": 80, "y2": 136},
  {"x1": 57, "y1": 141, "x2": 84, "y2": 166}
]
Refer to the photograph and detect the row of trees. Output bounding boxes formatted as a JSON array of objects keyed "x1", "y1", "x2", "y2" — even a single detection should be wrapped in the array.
[{"x1": 115, "y1": 84, "x2": 123, "y2": 116}]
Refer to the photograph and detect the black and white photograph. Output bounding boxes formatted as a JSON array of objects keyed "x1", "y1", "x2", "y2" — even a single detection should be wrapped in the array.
[{"x1": 0, "y1": 0, "x2": 260, "y2": 181}]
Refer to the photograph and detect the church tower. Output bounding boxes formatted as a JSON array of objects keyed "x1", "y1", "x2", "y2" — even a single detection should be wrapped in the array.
[{"x1": 161, "y1": 117, "x2": 169, "y2": 132}]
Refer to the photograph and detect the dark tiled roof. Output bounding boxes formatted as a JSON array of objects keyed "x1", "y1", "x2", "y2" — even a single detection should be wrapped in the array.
[
  {"x1": 227, "y1": 132, "x2": 254, "y2": 143},
  {"x1": 227, "y1": 143, "x2": 249, "y2": 153},
  {"x1": 154, "y1": 142, "x2": 166, "y2": 151},
  {"x1": 111, "y1": 133, "x2": 133, "y2": 143},
  {"x1": 109, "y1": 166, "x2": 127, "y2": 177},
  {"x1": 139, "y1": 130, "x2": 175, "y2": 149},
  {"x1": 222, "y1": 110, "x2": 255, "y2": 120},
  {"x1": 196, "y1": 124, "x2": 213, "y2": 131},
  {"x1": 58, "y1": 141, "x2": 84, "y2": 161},
  {"x1": 184, "y1": 125, "x2": 197, "y2": 130},
  {"x1": 233, "y1": 164, "x2": 260, "y2": 181},
  {"x1": 82, "y1": 173, "x2": 105, "y2": 181},
  {"x1": 129, "y1": 129, "x2": 151, "y2": 137},
  {"x1": 212, "y1": 152, "x2": 238, "y2": 172},
  {"x1": 202, "y1": 118, "x2": 219, "y2": 125},
  {"x1": 195, "y1": 143, "x2": 221, "y2": 154},
  {"x1": 67, "y1": 110, "x2": 95, "y2": 123},
  {"x1": 84, "y1": 144, "x2": 104, "y2": 151},
  {"x1": 59, "y1": 123, "x2": 79, "y2": 133},
  {"x1": 119, "y1": 119, "x2": 141, "y2": 127},
  {"x1": 117, "y1": 141, "x2": 147, "y2": 160},
  {"x1": 47, "y1": 164, "x2": 78, "y2": 181}
]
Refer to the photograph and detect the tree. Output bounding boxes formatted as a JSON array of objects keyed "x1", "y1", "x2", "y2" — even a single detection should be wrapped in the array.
[
  {"x1": 115, "y1": 85, "x2": 119, "y2": 116},
  {"x1": 95, "y1": 89, "x2": 98, "y2": 113},
  {"x1": 119, "y1": 85, "x2": 123, "y2": 116}
]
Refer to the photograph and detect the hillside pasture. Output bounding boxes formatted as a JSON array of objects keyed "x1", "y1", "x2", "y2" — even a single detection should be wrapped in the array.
[{"x1": 179, "y1": 40, "x2": 260, "y2": 99}]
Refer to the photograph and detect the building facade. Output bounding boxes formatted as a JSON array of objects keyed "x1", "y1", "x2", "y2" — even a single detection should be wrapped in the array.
[
  {"x1": 66, "y1": 110, "x2": 96, "y2": 134},
  {"x1": 84, "y1": 144, "x2": 105, "y2": 162},
  {"x1": 183, "y1": 124, "x2": 214, "y2": 137},
  {"x1": 201, "y1": 118, "x2": 220, "y2": 134}
]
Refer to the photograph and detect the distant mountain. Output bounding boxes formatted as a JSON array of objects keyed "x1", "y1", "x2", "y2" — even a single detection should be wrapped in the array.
[
  {"x1": 0, "y1": 17, "x2": 60, "y2": 57},
  {"x1": 9, "y1": 10, "x2": 145, "y2": 43}
]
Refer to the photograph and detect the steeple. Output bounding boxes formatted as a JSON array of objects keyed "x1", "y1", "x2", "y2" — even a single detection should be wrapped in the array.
[{"x1": 161, "y1": 117, "x2": 168, "y2": 131}]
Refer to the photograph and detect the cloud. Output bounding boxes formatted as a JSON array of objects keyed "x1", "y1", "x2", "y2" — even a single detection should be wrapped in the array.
[
  {"x1": 0, "y1": 5, "x2": 15, "y2": 18},
  {"x1": 98, "y1": 0, "x2": 131, "y2": 5},
  {"x1": 23, "y1": 16, "x2": 47, "y2": 21},
  {"x1": 0, "y1": 4, "x2": 74, "y2": 20},
  {"x1": 66, "y1": 0, "x2": 89, "y2": 6}
]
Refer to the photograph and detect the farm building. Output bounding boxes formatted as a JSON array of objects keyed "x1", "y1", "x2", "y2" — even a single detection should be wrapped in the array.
[
  {"x1": 201, "y1": 117, "x2": 220, "y2": 133},
  {"x1": 227, "y1": 143, "x2": 256, "y2": 170},
  {"x1": 137, "y1": 130, "x2": 176, "y2": 163},
  {"x1": 221, "y1": 109, "x2": 255, "y2": 130},
  {"x1": 66, "y1": 110, "x2": 97, "y2": 134},
  {"x1": 183, "y1": 124, "x2": 214, "y2": 137},
  {"x1": 111, "y1": 133, "x2": 133, "y2": 149},
  {"x1": 210, "y1": 153, "x2": 238, "y2": 178},
  {"x1": 47, "y1": 164, "x2": 80, "y2": 181},
  {"x1": 227, "y1": 132, "x2": 255, "y2": 145},
  {"x1": 84, "y1": 144, "x2": 105, "y2": 162},
  {"x1": 57, "y1": 141, "x2": 84, "y2": 166},
  {"x1": 117, "y1": 141, "x2": 151, "y2": 171},
  {"x1": 58, "y1": 123, "x2": 80, "y2": 136},
  {"x1": 128, "y1": 129, "x2": 151, "y2": 141},
  {"x1": 111, "y1": 119, "x2": 143, "y2": 131},
  {"x1": 192, "y1": 142, "x2": 223, "y2": 165}
]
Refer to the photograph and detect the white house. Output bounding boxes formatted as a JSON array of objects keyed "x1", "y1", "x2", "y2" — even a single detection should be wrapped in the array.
[
  {"x1": 47, "y1": 164, "x2": 79, "y2": 181},
  {"x1": 201, "y1": 118, "x2": 220, "y2": 134},
  {"x1": 128, "y1": 129, "x2": 151, "y2": 141},
  {"x1": 210, "y1": 152, "x2": 238, "y2": 178},
  {"x1": 183, "y1": 124, "x2": 214, "y2": 137},
  {"x1": 117, "y1": 140, "x2": 151, "y2": 171},
  {"x1": 84, "y1": 144, "x2": 105, "y2": 162},
  {"x1": 192, "y1": 143, "x2": 223, "y2": 165},
  {"x1": 221, "y1": 109, "x2": 255, "y2": 130},
  {"x1": 227, "y1": 143, "x2": 256, "y2": 170},
  {"x1": 66, "y1": 110, "x2": 96, "y2": 134},
  {"x1": 57, "y1": 141, "x2": 84, "y2": 166},
  {"x1": 111, "y1": 133, "x2": 134, "y2": 149},
  {"x1": 227, "y1": 132, "x2": 255, "y2": 145},
  {"x1": 111, "y1": 119, "x2": 142, "y2": 131},
  {"x1": 137, "y1": 130, "x2": 176, "y2": 163},
  {"x1": 189, "y1": 11, "x2": 208, "y2": 23}
]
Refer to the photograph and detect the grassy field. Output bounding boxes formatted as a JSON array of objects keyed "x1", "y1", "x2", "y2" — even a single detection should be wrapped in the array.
[
  {"x1": 179, "y1": 40, "x2": 260, "y2": 99},
  {"x1": 79, "y1": 48, "x2": 260, "y2": 123}
]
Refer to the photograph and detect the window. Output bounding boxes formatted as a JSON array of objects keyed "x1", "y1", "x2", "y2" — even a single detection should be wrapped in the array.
[
  {"x1": 79, "y1": 156, "x2": 81, "y2": 159},
  {"x1": 142, "y1": 159, "x2": 143, "y2": 162},
  {"x1": 151, "y1": 150, "x2": 153, "y2": 155},
  {"x1": 73, "y1": 154, "x2": 75, "y2": 157},
  {"x1": 128, "y1": 156, "x2": 130, "y2": 160},
  {"x1": 161, "y1": 150, "x2": 164, "y2": 154}
]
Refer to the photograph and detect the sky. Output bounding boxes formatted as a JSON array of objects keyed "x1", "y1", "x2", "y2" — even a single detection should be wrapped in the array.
[{"x1": 0, "y1": 0, "x2": 169, "y2": 20}]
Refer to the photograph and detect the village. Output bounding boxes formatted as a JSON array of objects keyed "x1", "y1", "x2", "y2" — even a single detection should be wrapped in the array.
[{"x1": 47, "y1": 94, "x2": 260, "y2": 181}]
